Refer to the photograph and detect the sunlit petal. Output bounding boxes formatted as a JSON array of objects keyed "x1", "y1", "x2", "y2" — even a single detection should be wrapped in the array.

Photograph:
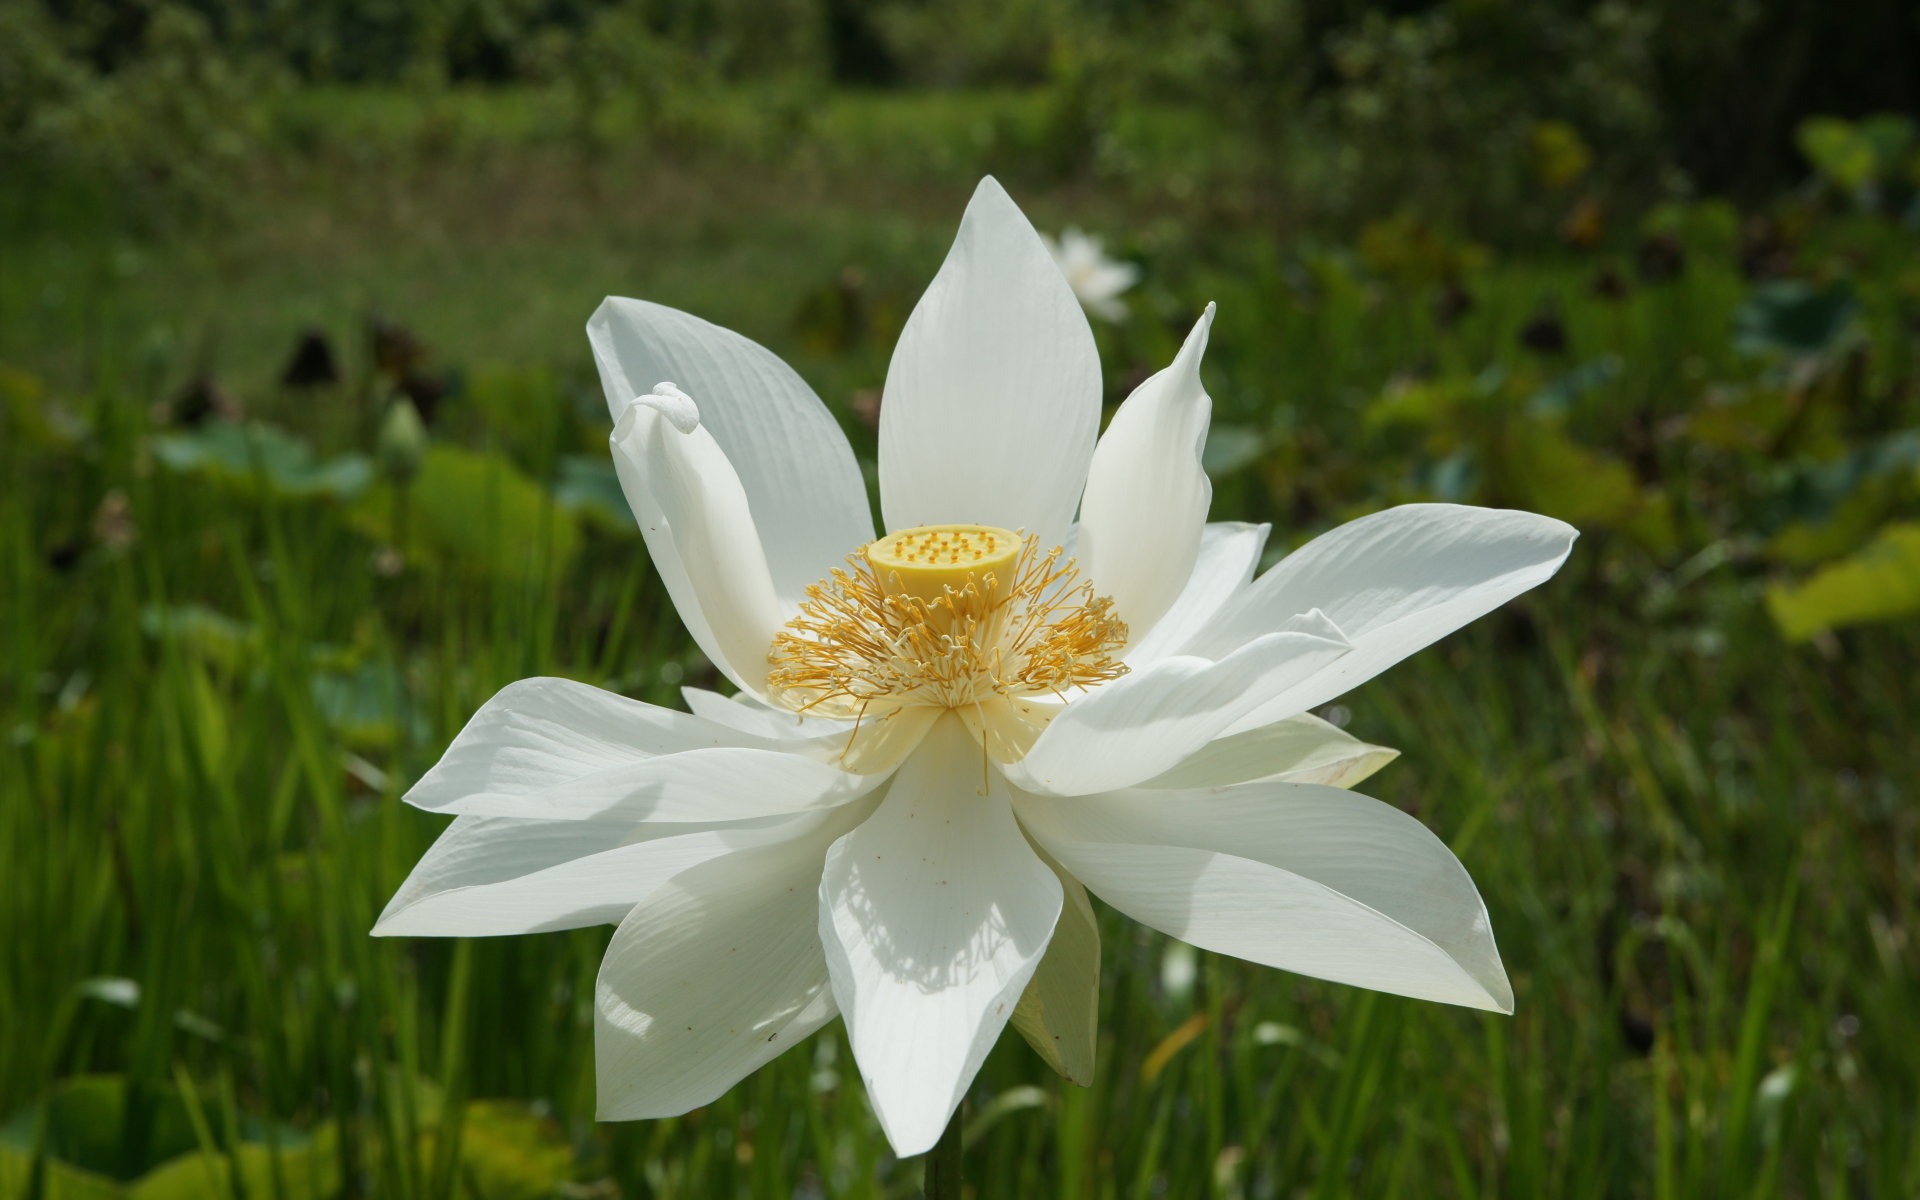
[
  {"x1": 1018, "y1": 782, "x2": 1511, "y2": 1012},
  {"x1": 374, "y1": 810, "x2": 838, "y2": 937},
  {"x1": 1139, "y1": 713, "x2": 1398, "y2": 791},
  {"x1": 595, "y1": 819, "x2": 857, "y2": 1119},
  {"x1": 880, "y1": 178, "x2": 1100, "y2": 546},
  {"x1": 1125, "y1": 521, "x2": 1270, "y2": 666},
  {"x1": 1078, "y1": 305, "x2": 1216, "y2": 648},
  {"x1": 819, "y1": 715, "x2": 1063, "y2": 1155},
  {"x1": 1007, "y1": 619, "x2": 1352, "y2": 796},
  {"x1": 1184, "y1": 504, "x2": 1576, "y2": 728}
]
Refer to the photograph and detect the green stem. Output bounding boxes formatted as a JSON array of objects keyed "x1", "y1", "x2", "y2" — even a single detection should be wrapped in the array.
[{"x1": 921, "y1": 1106, "x2": 963, "y2": 1199}]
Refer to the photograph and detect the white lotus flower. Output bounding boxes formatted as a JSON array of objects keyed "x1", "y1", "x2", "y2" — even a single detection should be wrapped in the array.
[
  {"x1": 373, "y1": 177, "x2": 1576, "y2": 1157},
  {"x1": 1045, "y1": 226, "x2": 1140, "y2": 322}
]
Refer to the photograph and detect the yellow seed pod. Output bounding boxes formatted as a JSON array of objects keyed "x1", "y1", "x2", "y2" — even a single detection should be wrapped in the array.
[{"x1": 866, "y1": 524, "x2": 1023, "y2": 606}]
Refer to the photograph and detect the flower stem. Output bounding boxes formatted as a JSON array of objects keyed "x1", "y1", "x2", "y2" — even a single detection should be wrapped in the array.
[{"x1": 921, "y1": 1106, "x2": 964, "y2": 1199}]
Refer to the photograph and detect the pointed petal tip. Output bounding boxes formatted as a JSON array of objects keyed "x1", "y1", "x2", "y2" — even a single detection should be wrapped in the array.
[
  {"x1": 1464, "y1": 965, "x2": 1515, "y2": 1015},
  {"x1": 585, "y1": 294, "x2": 618, "y2": 336},
  {"x1": 1168, "y1": 304, "x2": 1216, "y2": 371},
  {"x1": 874, "y1": 1103, "x2": 952, "y2": 1159}
]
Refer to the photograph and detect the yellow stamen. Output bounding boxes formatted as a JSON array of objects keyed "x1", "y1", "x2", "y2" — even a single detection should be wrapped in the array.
[{"x1": 765, "y1": 530, "x2": 1127, "y2": 723}]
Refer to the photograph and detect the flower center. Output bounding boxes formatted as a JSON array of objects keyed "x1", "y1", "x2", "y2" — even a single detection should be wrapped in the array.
[{"x1": 765, "y1": 524, "x2": 1128, "y2": 721}]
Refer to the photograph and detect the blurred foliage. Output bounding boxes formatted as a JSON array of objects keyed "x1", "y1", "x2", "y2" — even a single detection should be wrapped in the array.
[{"x1": 10, "y1": 0, "x2": 1920, "y2": 229}]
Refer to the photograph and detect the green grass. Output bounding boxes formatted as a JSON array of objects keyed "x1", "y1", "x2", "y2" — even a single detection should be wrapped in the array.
[{"x1": 3, "y1": 84, "x2": 1918, "y2": 1199}]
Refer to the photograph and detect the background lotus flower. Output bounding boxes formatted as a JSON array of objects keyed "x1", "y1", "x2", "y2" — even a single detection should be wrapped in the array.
[
  {"x1": 1045, "y1": 226, "x2": 1140, "y2": 322},
  {"x1": 374, "y1": 177, "x2": 1575, "y2": 1157}
]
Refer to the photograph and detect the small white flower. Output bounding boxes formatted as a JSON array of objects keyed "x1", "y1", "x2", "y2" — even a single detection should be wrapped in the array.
[
  {"x1": 374, "y1": 178, "x2": 1576, "y2": 1156},
  {"x1": 1045, "y1": 226, "x2": 1140, "y2": 322}
]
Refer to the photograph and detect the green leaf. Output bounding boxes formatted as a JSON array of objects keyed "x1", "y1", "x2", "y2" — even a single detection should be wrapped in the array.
[
  {"x1": 351, "y1": 445, "x2": 580, "y2": 582},
  {"x1": 1764, "y1": 430, "x2": 1920, "y2": 564},
  {"x1": 0, "y1": 1147, "x2": 122, "y2": 1200},
  {"x1": 1734, "y1": 281, "x2": 1858, "y2": 359},
  {"x1": 552, "y1": 454, "x2": 636, "y2": 533},
  {"x1": 1495, "y1": 424, "x2": 1640, "y2": 528},
  {"x1": 310, "y1": 661, "x2": 424, "y2": 751},
  {"x1": 1767, "y1": 522, "x2": 1920, "y2": 640},
  {"x1": 0, "y1": 1076, "x2": 200, "y2": 1181},
  {"x1": 153, "y1": 421, "x2": 372, "y2": 501},
  {"x1": 1526, "y1": 357, "x2": 1621, "y2": 419},
  {"x1": 1797, "y1": 117, "x2": 1875, "y2": 192},
  {"x1": 137, "y1": 604, "x2": 261, "y2": 672}
]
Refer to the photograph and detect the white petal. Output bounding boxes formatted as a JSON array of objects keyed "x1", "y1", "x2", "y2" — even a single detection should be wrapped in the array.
[
  {"x1": 1125, "y1": 521, "x2": 1269, "y2": 666},
  {"x1": 406, "y1": 678, "x2": 767, "y2": 813},
  {"x1": 681, "y1": 685, "x2": 848, "y2": 742},
  {"x1": 679, "y1": 688, "x2": 940, "y2": 776},
  {"x1": 879, "y1": 178, "x2": 1100, "y2": 547},
  {"x1": 412, "y1": 744, "x2": 877, "y2": 822},
  {"x1": 1184, "y1": 505, "x2": 1576, "y2": 728},
  {"x1": 589, "y1": 298, "x2": 873, "y2": 601},
  {"x1": 1077, "y1": 305, "x2": 1215, "y2": 648},
  {"x1": 611, "y1": 392, "x2": 786, "y2": 695},
  {"x1": 1139, "y1": 713, "x2": 1398, "y2": 791},
  {"x1": 1007, "y1": 856, "x2": 1100, "y2": 1085},
  {"x1": 819, "y1": 715, "x2": 1063, "y2": 1155},
  {"x1": 373, "y1": 810, "x2": 835, "y2": 937},
  {"x1": 1017, "y1": 783, "x2": 1511, "y2": 1012},
  {"x1": 1005, "y1": 621, "x2": 1352, "y2": 797},
  {"x1": 595, "y1": 820, "x2": 854, "y2": 1119}
]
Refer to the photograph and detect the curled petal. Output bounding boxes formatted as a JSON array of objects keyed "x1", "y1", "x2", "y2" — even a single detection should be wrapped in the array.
[
  {"x1": 611, "y1": 388, "x2": 786, "y2": 695},
  {"x1": 589, "y1": 298, "x2": 873, "y2": 602}
]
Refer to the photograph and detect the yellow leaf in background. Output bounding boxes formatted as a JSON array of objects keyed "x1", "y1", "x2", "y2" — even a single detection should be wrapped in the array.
[
  {"x1": 1529, "y1": 120, "x2": 1594, "y2": 191},
  {"x1": 132, "y1": 1137, "x2": 342, "y2": 1200},
  {"x1": 1766, "y1": 476, "x2": 1907, "y2": 567},
  {"x1": 1767, "y1": 522, "x2": 1920, "y2": 640},
  {"x1": 432, "y1": 1101, "x2": 572, "y2": 1200},
  {"x1": 0, "y1": 1148, "x2": 120, "y2": 1200}
]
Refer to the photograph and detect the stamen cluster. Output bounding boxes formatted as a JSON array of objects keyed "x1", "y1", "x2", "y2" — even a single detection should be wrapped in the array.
[{"x1": 766, "y1": 539, "x2": 1127, "y2": 720}]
